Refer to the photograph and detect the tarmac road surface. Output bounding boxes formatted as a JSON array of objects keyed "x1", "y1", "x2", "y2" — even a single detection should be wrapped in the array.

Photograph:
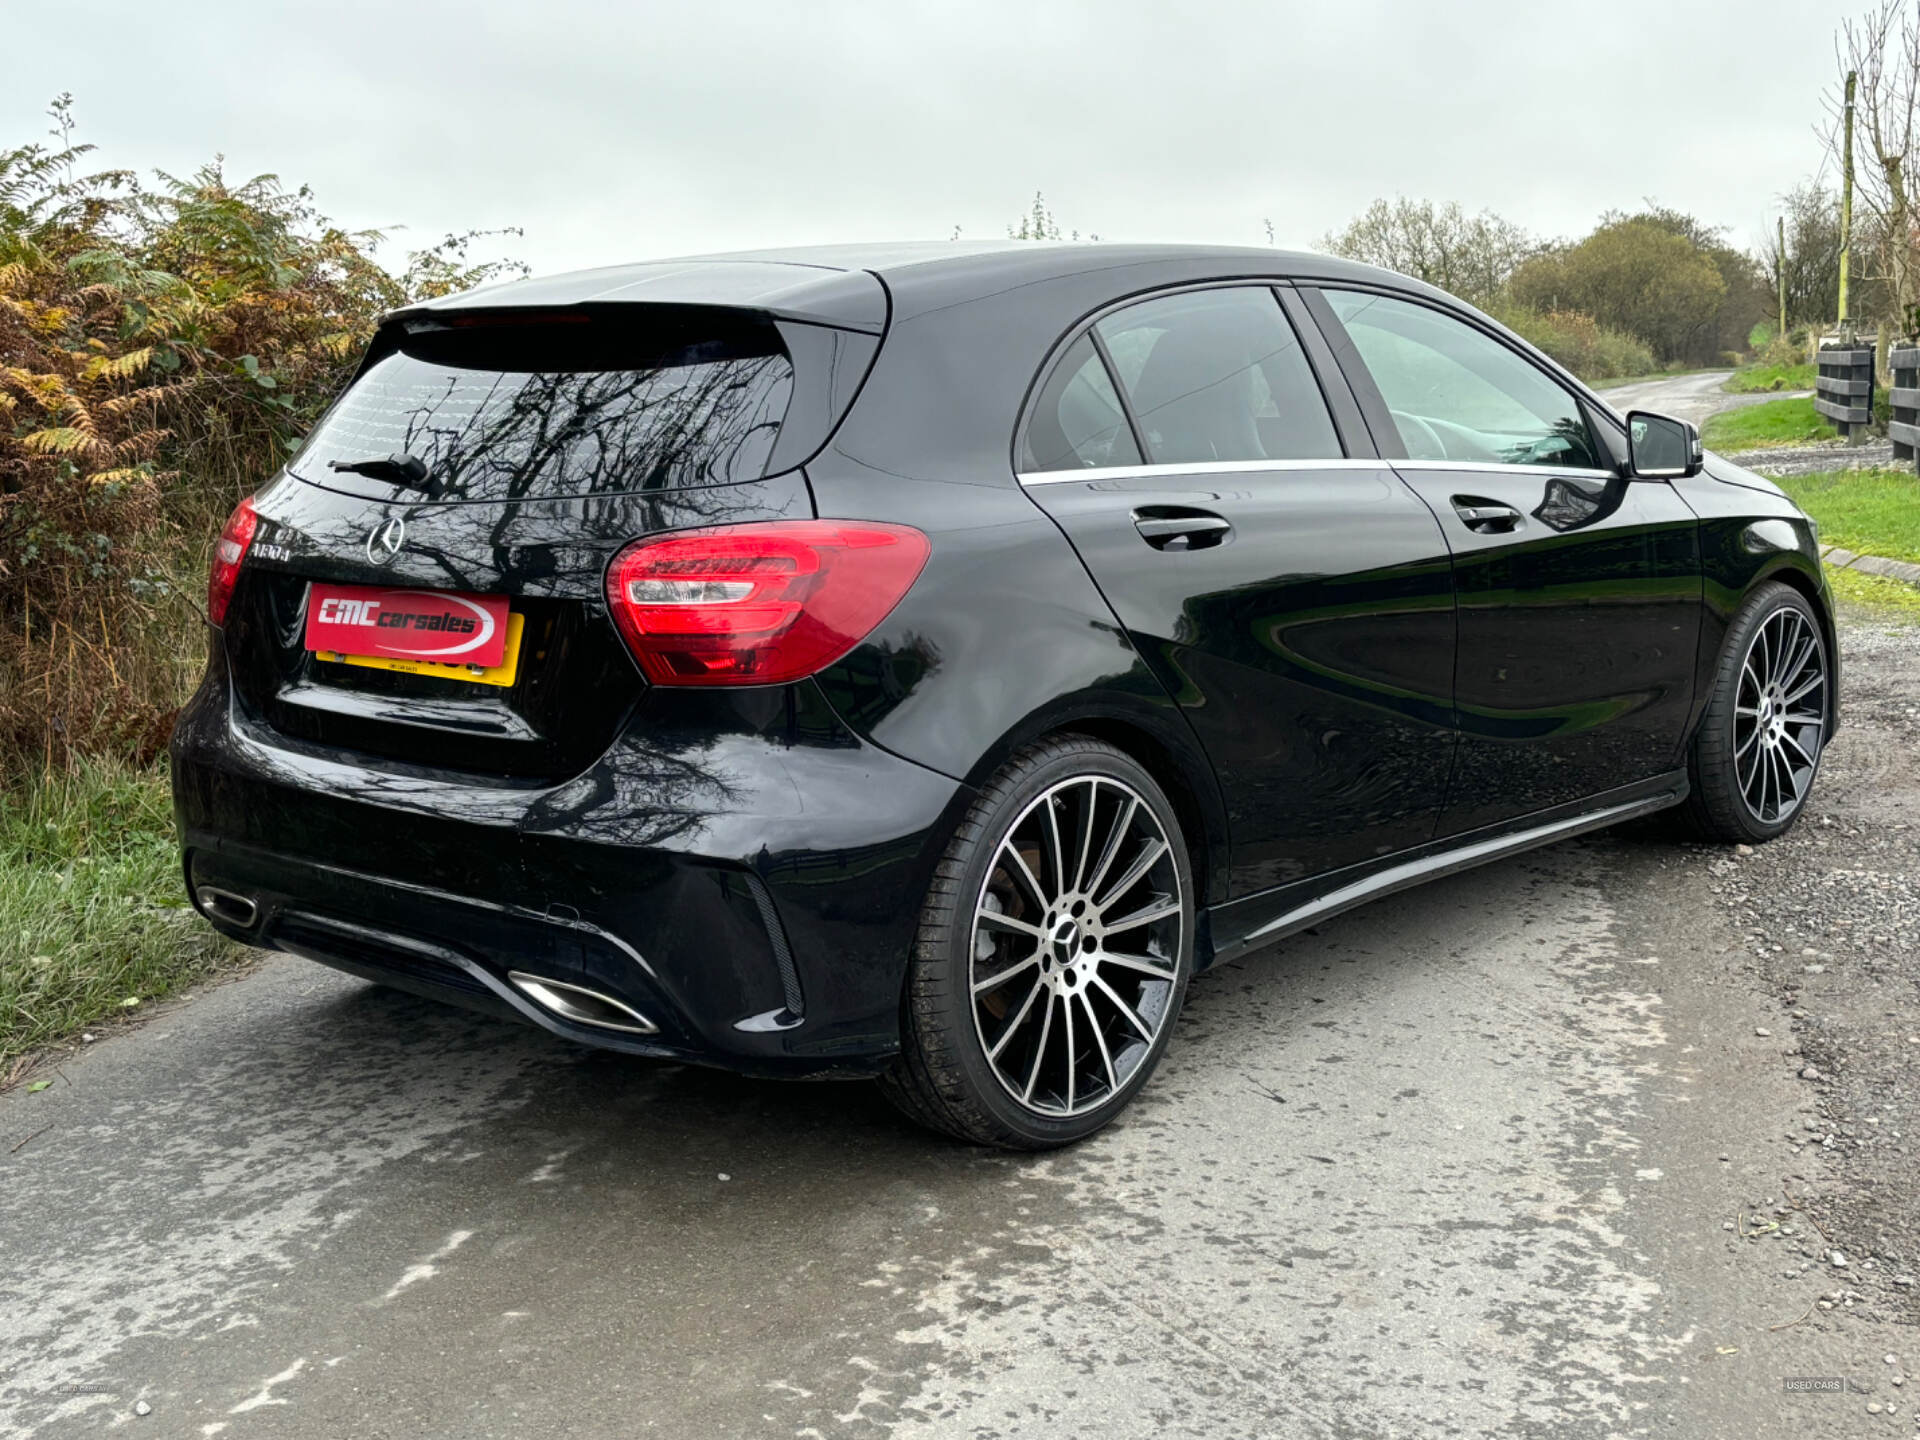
[
  {"x1": 1592, "y1": 369, "x2": 1803, "y2": 430},
  {"x1": 3, "y1": 624, "x2": 1913, "y2": 1440}
]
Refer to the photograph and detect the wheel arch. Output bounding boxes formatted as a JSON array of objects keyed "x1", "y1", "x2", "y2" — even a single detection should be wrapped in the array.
[
  {"x1": 1679, "y1": 554, "x2": 1837, "y2": 843},
  {"x1": 956, "y1": 703, "x2": 1230, "y2": 921},
  {"x1": 1685, "y1": 499, "x2": 1841, "y2": 749},
  {"x1": 1749, "y1": 558, "x2": 1840, "y2": 732}
]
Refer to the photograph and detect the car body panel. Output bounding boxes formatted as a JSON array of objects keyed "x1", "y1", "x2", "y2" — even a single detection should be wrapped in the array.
[
  {"x1": 803, "y1": 462, "x2": 1236, "y2": 912},
  {"x1": 1021, "y1": 462, "x2": 1457, "y2": 892},
  {"x1": 230, "y1": 467, "x2": 816, "y2": 779},
  {"x1": 1390, "y1": 464, "x2": 1703, "y2": 832},
  {"x1": 170, "y1": 241, "x2": 1840, "y2": 1075},
  {"x1": 1206, "y1": 769, "x2": 1690, "y2": 967},
  {"x1": 173, "y1": 661, "x2": 968, "y2": 1073},
  {"x1": 1293, "y1": 282, "x2": 1707, "y2": 834},
  {"x1": 1675, "y1": 453, "x2": 1838, "y2": 736}
]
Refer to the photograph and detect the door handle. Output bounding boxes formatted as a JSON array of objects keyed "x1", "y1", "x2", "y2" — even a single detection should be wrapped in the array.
[
  {"x1": 1132, "y1": 509, "x2": 1233, "y2": 550},
  {"x1": 1450, "y1": 497, "x2": 1524, "y2": 534}
]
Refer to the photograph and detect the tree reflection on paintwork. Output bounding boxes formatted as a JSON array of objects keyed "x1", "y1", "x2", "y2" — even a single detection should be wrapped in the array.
[
  {"x1": 1531, "y1": 476, "x2": 1618, "y2": 533},
  {"x1": 292, "y1": 350, "x2": 793, "y2": 503}
]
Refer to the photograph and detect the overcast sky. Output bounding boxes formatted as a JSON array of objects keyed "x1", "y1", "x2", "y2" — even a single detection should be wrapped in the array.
[{"x1": 4, "y1": 0, "x2": 1842, "y2": 280}]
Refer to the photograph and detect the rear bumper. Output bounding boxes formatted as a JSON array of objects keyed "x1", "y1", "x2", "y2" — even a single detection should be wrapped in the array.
[{"x1": 171, "y1": 660, "x2": 968, "y2": 1076}]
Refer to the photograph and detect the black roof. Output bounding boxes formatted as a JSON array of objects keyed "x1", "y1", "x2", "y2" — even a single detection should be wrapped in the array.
[{"x1": 398, "y1": 242, "x2": 1420, "y2": 333}]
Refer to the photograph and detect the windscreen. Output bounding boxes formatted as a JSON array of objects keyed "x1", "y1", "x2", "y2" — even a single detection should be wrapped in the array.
[{"x1": 288, "y1": 314, "x2": 796, "y2": 502}]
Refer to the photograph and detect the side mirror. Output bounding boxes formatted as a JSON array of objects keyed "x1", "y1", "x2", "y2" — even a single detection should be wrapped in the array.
[{"x1": 1626, "y1": 410, "x2": 1703, "y2": 479}]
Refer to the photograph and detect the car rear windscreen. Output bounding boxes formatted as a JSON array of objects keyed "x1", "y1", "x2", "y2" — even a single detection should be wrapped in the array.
[{"x1": 287, "y1": 312, "x2": 801, "y2": 502}]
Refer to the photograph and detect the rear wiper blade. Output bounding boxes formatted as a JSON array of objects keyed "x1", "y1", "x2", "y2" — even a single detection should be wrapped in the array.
[{"x1": 328, "y1": 453, "x2": 434, "y2": 491}]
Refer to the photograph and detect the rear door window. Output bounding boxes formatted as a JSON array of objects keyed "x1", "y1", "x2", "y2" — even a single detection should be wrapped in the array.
[
  {"x1": 290, "y1": 315, "x2": 801, "y2": 501},
  {"x1": 1094, "y1": 288, "x2": 1341, "y2": 465}
]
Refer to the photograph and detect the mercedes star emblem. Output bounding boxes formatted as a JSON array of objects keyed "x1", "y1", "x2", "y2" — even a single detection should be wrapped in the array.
[{"x1": 366, "y1": 517, "x2": 407, "y2": 566}]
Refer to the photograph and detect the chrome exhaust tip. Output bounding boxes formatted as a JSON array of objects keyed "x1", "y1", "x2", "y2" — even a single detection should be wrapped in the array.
[
  {"x1": 507, "y1": 971, "x2": 658, "y2": 1035},
  {"x1": 196, "y1": 886, "x2": 259, "y2": 930}
]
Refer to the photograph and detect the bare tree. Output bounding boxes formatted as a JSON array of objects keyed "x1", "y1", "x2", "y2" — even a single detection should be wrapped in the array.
[
  {"x1": 1008, "y1": 191, "x2": 1098, "y2": 242},
  {"x1": 1824, "y1": 3, "x2": 1920, "y2": 332},
  {"x1": 1766, "y1": 183, "x2": 1844, "y2": 331},
  {"x1": 1318, "y1": 198, "x2": 1532, "y2": 309}
]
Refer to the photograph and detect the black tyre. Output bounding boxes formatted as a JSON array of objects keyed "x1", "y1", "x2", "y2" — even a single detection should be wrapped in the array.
[
  {"x1": 1681, "y1": 581, "x2": 1830, "y2": 844},
  {"x1": 880, "y1": 737, "x2": 1194, "y2": 1149}
]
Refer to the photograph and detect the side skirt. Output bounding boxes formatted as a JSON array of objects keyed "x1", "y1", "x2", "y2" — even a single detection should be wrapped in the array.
[{"x1": 1203, "y1": 771, "x2": 1689, "y2": 968}]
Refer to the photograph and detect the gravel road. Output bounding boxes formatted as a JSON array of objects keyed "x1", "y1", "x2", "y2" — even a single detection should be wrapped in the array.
[
  {"x1": 1727, "y1": 442, "x2": 1900, "y2": 477},
  {"x1": 1690, "y1": 618, "x2": 1920, "y2": 1330},
  {"x1": 1592, "y1": 370, "x2": 1900, "y2": 477},
  {"x1": 3, "y1": 619, "x2": 1917, "y2": 1435}
]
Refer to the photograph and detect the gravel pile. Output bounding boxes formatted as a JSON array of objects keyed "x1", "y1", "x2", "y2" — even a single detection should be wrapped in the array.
[
  {"x1": 1725, "y1": 438, "x2": 1920, "y2": 592},
  {"x1": 1728, "y1": 441, "x2": 1899, "y2": 477}
]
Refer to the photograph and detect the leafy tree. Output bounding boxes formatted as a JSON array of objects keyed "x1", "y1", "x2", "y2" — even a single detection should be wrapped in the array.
[
  {"x1": 1511, "y1": 215, "x2": 1727, "y2": 364},
  {"x1": 1630, "y1": 204, "x2": 1771, "y2": 361},
  {"x1": 1489, "y1": 304, "x2": 1656, "y2": 382},
  {"x1": 1319, "y1": 197, "x2": 1533, "y2": 309}
]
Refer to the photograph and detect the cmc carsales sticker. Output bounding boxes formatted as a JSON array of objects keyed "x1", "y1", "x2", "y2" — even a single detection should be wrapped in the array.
[{"x1": 304, "y1": 583, "x2": 509, "y2": 669}]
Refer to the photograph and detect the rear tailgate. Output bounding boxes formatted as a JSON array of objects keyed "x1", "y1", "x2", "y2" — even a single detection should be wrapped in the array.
[{"x1": 220, "y1": 301, "x2": 880, "y2": 780}]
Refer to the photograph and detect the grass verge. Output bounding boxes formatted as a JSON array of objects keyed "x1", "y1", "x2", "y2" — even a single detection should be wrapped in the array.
[
  {"x1": 1724, "y1": 362, "x2": 1816, "y2": 394},
  {"x1": 1, "y1": 759, "x2": 247, "y2": 1083},
  {"x1": 1775, "y1": 468, "x2": 1920, "y2": 565},
  {"x1": 1702, "y1": 396, "x2": 1838, "y2": 451},
  {"x1": 1827, "y1": 564, "x2": 1920, "y2": 621}
]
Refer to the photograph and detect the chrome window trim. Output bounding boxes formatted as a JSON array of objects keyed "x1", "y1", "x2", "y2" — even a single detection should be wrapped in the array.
[
  {"x1": 1392, "y1": 460, "x2": 1621, "y2": 481},
  {"x1": 1017, "y1": 457, "x2": 1392, "y2": 486}
]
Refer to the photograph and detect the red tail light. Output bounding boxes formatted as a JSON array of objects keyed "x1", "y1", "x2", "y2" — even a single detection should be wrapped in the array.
[
  {"x1": 207, "y1": 496, "x2": 258, "y2": 626},
  {"x1": 605, "y1": 521, "x2": 930, "y2": 686}
]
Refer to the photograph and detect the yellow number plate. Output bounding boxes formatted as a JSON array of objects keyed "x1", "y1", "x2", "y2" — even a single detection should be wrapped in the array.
[{"x1": 316, "y1": 611, "x2": 525, "y2": 688}]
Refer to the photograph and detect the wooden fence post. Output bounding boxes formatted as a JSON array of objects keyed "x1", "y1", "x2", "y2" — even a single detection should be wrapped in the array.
[
  {"x1": 1890, "y1": 343, "x2": 1920, "y2": 470},
  {"x1": 1815, "y1": 339, "x2": 1876, "y2": 444}
]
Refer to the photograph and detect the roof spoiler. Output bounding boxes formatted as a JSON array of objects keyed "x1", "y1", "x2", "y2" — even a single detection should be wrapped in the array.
[{"x1": 386, "y1": 259, "x2": 889, "y2": 334}]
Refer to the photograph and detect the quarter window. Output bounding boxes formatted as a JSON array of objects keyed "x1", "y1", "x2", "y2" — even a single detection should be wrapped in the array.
[
  {"x1": 1323, "y1": 290, "x2": 1604, "y2": 470},
  {"x1": 1020, "y1": 334, "x2": 1142, "y2": 473},
  {"x1": 1095, "y1": 288, "x2": 1342, "y2": 465}
]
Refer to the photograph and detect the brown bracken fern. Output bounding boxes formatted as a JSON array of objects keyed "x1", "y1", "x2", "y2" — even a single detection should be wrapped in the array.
[{"x1": 0, "y1": 95, "x2": 525, "y2": 769}]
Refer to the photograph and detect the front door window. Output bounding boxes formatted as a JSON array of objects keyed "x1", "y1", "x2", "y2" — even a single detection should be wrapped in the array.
[{"x1": 1323, "y1": 290, "x2": 1604, "y2": 470}]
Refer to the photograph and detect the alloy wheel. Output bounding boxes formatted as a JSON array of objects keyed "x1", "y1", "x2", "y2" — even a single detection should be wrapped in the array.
[
  {"x1": 968, "y1": 775, "x2": 1185, "y2": 1118},
  {"x1": 1734, "y1": 606, "x2": 1827, "y2": 825}
]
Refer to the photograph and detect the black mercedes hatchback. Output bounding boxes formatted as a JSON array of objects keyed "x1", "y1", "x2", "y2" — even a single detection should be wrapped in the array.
[{"x1": 174, "y1": 242, "x2": 1837, "y2": 1148}]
